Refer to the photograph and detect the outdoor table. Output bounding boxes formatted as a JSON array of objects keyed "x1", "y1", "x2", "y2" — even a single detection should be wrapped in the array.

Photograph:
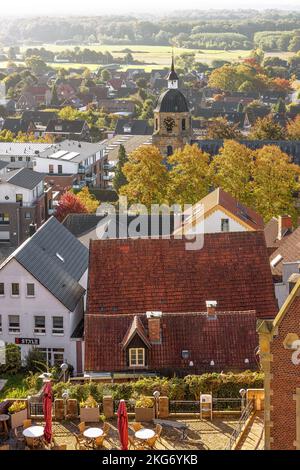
[
  {"x1": 23, "y1": 425, "x2": 44, "y2": 449},
  {"x1": 135, "y1": 428, "x2": 155, "y2": 440},
  {"x1": 83, "y1": 427, "x2": 103, "y2": 449},
  {"x1": 0, "y1": 414, "x2": 9, "y2": 437}
]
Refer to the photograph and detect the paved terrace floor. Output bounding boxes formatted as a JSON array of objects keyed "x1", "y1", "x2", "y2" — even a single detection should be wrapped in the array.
[
  {"x1": 236, "y1": 412, "x2": 264, "y2": 450},
  {"x1": 3, "y1": 416, "x2": 241, "y2": 451}
]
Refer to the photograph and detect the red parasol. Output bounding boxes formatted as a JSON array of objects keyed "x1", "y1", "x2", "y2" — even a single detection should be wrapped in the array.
[
  {"x1": 43, "y1": 381, "x2": 53, "y2": 444},
  {"x1": 117, "y1": 399, "x2": 128, "y2": 450}
]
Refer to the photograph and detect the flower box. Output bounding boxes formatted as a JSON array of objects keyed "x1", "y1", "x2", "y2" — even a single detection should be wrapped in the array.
[
  {"x1": 135, "y1": 406, "x2": 155, "y2": 422},
  {"x1": 79, "y1": 406, "x2": 100, "y2": 423}
]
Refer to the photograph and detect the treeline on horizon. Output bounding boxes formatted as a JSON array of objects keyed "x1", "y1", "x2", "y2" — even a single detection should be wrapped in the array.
[{"x1": 0, "y1": 10, "x2": 300, "y2": 51}]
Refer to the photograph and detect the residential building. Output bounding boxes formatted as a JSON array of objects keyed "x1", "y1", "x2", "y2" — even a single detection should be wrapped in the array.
[
  {"x1": 84, "y1": 233, "x2": 277, "y2": 376},
  {"x1": 175, "y1": 187, "x2": 264, "y2": 236},
  {"x1": 34, "y1": 140, "x2": 109, "y2": 191},
  {"x1": 0, "y1": 217, "x2": 88, "y2": 374},
  {"x1": 45, "y1": 119, "x2": 91, "y2": 141},
  {"x1": 1, "y1": 118, "x2": 36, "y2": 136},
  {"x1": 0, "y1": 167, "x2": 52, "y2": 246},
  {"x1": 0, "y1": 142, "x2": 53, "y2": 170},
  {"x1": 114, "y1": 119, "x2": 153, "y2": 136},
  {"x1": 258, "y1": 277, "x2": 300, "y2": 449}
]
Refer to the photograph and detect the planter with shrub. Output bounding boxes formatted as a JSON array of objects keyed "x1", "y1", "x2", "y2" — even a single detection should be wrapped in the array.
[
  {"x1": 135, "y1": 396, "x2": 154, "y2": 422},
  {"x1": 8, "y1": 401, "x2": 28, "y2": 429},
  {"x1": 79, "y1": 395, "x2": 100, "y2": 422}
]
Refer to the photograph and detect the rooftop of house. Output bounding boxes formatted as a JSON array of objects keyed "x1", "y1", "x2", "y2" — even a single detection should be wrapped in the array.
[
  {"x1": 45, "y1": 119, "x2": 88, "y2": 134},
  {"x1": 0, "y1": 160, "x2": 9, "y2": 171},
  {"x1": 269, "y1": 226, "x2": 300, "y2": 277},
  {"x1": 0, "y1": 142, "x2": 52, "y2": 156},
  {"x1": 84, "y1": 309, "x2": 258, "y2": 373},
  {"x1": 103, "y1": 134, "x2": 152, "y2": 162},
  {"x1": 114, "y1": 119, "x2": 153, "y2": 135},
  {"x1": 87, "y1": 233, "x2": 277, "y2": 319},
  {"x1": 0, "y1": 217, "x2": 88, "y2": 311},
  {"x1": 1, "y1": 118, "x2": 34, "y2": 133},
  {"x1": 181, "y1": 187, "x2": 264, "y2": 232},
  {"x1": 21, "y1": 111, "x2": 58, "y2": 126},
  {"x1": 37, "y1": 139, "x2": 107, "y2": 163},
  {"x1": 62, "y1": 213, "x2": 176, "y2": 247},
  {"x1": 3, "y1": 167, "x2": 46, "y2": 190}
]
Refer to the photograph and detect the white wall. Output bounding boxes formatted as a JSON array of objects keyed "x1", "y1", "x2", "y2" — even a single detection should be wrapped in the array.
[
  {"x1": 34, "y1": 156, "x2": 78, "y2": 174},
  {"x1": 0, "y1": 182, "x2": 37, "y2": 205},
  {"x1": 0, "y1": 258, "x2": 84, "y2": 373},
  {"x1": 185, "y1": 209, "x2": 248, "y2": 234}
]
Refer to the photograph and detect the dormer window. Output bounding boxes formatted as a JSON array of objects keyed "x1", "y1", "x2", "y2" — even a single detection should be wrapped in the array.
[{"x1": 129, "y1": 348, "x2": 145, "y2": 367}]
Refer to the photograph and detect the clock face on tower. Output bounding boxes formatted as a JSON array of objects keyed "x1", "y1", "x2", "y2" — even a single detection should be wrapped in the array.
[{"x1": 163, "y1": 117, "x2": 175, "y2": 132}]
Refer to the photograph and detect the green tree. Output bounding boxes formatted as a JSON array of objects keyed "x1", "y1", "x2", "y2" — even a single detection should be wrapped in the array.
[
  {"x1": 120, "y1": 145, "x2": 169, "y2": 207},
  {"x1": 210, "y1": 140, "x2": 254, "y2": 206},
  {"x1": 50, "y1": 83, "x2": 60, "y2": 107},
  {"x1": 206, "y1": 117, "x2": 242, "y2": 140},
  {"x1": 101, "y1": 69, "x2": 111, "y2": 82},
  {"x1": 113, "y1": 144, "x2": 128, "y2": 193},
  {"x1": 249, "y1": 115, "x2": 285, "y2": 140},
  {"x1": 167, "y1": 144, "x2": 211, "y2": 206},
  {"x1": 287, "y1": 115, "x2": 300, "y2": 140},
  {"x1": 252, "y1": 146, "x2": 300, "y2": 222}
]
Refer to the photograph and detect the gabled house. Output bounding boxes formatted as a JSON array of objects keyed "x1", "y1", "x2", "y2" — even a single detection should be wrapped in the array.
[
  {"x1": 107, "y1": 79, "x2": 127, "y2": 93},
  {"x1": 84, "y1": 233, "x2": 277, "y2": 376},
  {"x1": 0, "y1": 217, "x2": 88, "y2": 374},
  {"x1": 45, "y1": 119, "x2": 91, "y2": 141},
  {"x1": 17, "y1": 86, "x2": 52, "y2": 110},
  {"x1": 175, "y1": 187, "x2": 264, "y2": 236},
  {"x1": 1, "y1": 118, "x2": 36, "y2": 136},
  {"x1": 114, "y1": 119, "x2": 153, "y2": 135}
]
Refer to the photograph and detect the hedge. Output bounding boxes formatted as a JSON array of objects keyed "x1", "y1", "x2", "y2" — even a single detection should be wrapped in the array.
[{"x1": 52, "y1": 371, "x2": 264, "y2": 402}]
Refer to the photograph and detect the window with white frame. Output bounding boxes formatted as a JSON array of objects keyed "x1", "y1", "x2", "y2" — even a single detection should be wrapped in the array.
[
  {"x1": 0, "y1": 283, "x2": 4, "y2": 296},
  {"x1": 26, "y1": 283, "x2": 35, "y2": 297},
  {"x1": 34, "y1": 316, "x2": 45, "y2": 334},
  {"x1": 52, "y1": 316, "x2": 64, "y2": 335},
  {"x1": 36, "y1": 348, "x2": 64, "y2": 367},
  {"x1": 129, "y1": 348, "x2": 145, "y2": 367},
  {"x1": 9, "y1": 315, "x2": 20, "y2": 333},
  {"x1": 11, "y1": 283, "x2": 20, "y2": 296}
]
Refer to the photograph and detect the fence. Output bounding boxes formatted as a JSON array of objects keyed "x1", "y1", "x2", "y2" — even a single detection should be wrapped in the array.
[
  {"x1": 29, "y1": 402, "x2": 46, "y2": 417},
  {"x1": 224, "y1": 399, "x2": 254, "y2": 450},
  {"x1": 169, "y1": 398, "x2": 242, "y2": 415}
]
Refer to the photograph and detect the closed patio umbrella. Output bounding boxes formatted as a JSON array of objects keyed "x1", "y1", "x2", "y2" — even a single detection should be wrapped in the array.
[
  {"x1": 117, "y1": 399, "x2": 128, "y2": 450},
  {"x1": 43, "y1": 381, "x2": 53, "y2": 444}
]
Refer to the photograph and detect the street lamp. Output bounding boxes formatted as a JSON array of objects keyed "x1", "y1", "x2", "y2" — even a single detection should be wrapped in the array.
[
  {"x1": 60, "y1": 363, "x2": 68, "y2": 382},
  {"x1": 62, "y1": 390, "x2": 69, "y2": 420},
  {"x1": 153, "y1": 390, "x2": 160, "y2": 419}
]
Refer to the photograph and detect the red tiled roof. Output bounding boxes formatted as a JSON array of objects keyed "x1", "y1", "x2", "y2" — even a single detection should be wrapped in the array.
[
  {"x1": 87, "y1": 233, "x2": 277, "y2": 319},
  {"x1": 270, "y1": 226, "x2": 300, "y2": 277},
  {"x1": 218, "y1": 188, "x2": 264, "y2": 230},
  {"x1": 84, "y1": 310, "x2": 258, "y2": 372}
]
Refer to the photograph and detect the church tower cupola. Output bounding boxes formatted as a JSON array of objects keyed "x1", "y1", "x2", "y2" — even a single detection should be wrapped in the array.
[{"x1": 166, "y1": 53, "x2": 179, "y2": 89}]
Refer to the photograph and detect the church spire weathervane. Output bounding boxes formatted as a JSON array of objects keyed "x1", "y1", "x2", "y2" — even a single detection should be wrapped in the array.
[{"x1": 167, "y1": 48, "x2": 179, "y2": 89}]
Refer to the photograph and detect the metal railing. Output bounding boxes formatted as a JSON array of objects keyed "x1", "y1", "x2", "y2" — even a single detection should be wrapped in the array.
[
  {"x1": 169, "y1": 398, "x2": 242, "y2": 414},
  {"x1": 224, "y1": 399, "x2": 254, "y2": 450}
]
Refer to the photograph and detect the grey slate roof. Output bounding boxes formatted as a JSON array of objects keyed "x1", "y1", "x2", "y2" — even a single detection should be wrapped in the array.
[
  {"x1": 6, "y1": 168, "x2": 45, "y2": 189},
  {"x1": 1, "y1": 217, "x2": 88, "y2": 311},
  {"x1": 0, "y1": 160, "x2": 9, "y2": 170}
]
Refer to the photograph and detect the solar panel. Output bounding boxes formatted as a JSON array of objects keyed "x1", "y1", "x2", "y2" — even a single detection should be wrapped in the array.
[
  {"x1": 61, "y1": 152, "x2": 80, "y2": 161},
  {"x1": 49, "y1": 150, "x2": 69, "y2": 159}
]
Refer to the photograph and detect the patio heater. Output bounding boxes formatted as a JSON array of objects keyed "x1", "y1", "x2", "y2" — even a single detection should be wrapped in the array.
[
  {"x1": 62, "y1": 390, "x2": 69, "y2": 420},
  {"x1": 60, "y1": 362, "x2": 68, "y2": 382},
  {"x1": 239, "y1": 388, "x2": 246, "y2": 411},
  {"x1": 153, "y1": 390, "x2": 160, "y2": 419}
]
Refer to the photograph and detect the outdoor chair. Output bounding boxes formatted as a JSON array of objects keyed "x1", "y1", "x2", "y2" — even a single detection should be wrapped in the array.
[
  {"x1": 13, "y1": 427, "x2": 26, "y2": 449},
  {"x1": 94, "y1": 434, "x2": 107, "y2": 449},
  {"x1": 0, "y1": 445, "x2": 10, "y2": 451},
  {"x1": 155, "y1": 424, "x2": 162, "y2": 440},
  {"x1": 23, "y1": 419, "x2": 32, "y2": 429},
  {"x1": 55, "y1": 444, "x2": 67, "y2": 450},
  {"x1": 103, "y1": 422, "x2": 110, "y2": 435},
  {"x1": 78, "y1": 422, "x2": 86, "y2": 434},
  {"x1": 130, "y1": 422, "x2": 143, "y2": 432},
  {"x1": 128, "y1": 436, "x2": 145, "y2": 450},
  {"x1": 74, "y1": 433, "x2": 89, "y2": 450},
  {"x1": 144, "y1": 434, "x2": 159, "y2": 450}
]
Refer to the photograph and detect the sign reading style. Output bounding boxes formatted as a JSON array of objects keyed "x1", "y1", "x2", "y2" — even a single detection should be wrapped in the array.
[{"x1": 15, "y1": 338, "x2": 40, "y2": 346}]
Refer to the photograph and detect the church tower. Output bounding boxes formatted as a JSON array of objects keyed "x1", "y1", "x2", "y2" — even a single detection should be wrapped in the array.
[{"x1": 152, "y1": 54, "x2": 192, "y2": 157}]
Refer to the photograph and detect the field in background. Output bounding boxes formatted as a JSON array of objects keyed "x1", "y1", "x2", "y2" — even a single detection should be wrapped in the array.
[{"x1": 1, "y1": 44, "x2": 294, "y2": 71}]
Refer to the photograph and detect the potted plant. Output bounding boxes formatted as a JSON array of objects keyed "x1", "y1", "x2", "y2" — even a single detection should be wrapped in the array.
[
  {"x1": 79, "y1": 395, "x2": 100, "y2": 422},
  {"x1": 8, "y1": 401, "x2": 28, "y2": 429},
  {"x1": 135, "y1": 396, "x2": 155, "y2": 422}
]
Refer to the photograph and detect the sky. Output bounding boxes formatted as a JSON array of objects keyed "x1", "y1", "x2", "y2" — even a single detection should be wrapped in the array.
[{"x1": 1, "y1": 0, "x2": 300, "y2": 16}]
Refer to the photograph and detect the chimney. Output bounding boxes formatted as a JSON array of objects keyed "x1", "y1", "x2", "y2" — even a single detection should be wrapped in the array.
[
  {"x1": 278, "y1": 215, "x2": 292, "y2": 240},
  {"x1": 146, "y1": 311, "x2": 162, "y2": 343},
  {"x1": 206, "y1": 300, "x2": 217, "y2": 317}
]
